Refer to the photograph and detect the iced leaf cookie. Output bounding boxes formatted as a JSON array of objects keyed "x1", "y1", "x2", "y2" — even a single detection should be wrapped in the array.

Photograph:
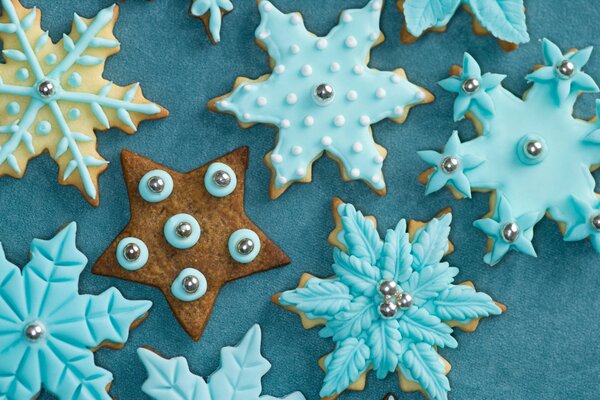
[
  {"x1": 399, "y1": 0, "x2": 529, "y2": 51},
  {"x1": 138, "y1": 325, "x2": 305, "y2": 400},
  {"x1": 420, "y1": 39, "x2": 600, "y2": 265},
  {"x1": 93, "y1": 148, "x2": 290, "y2": 341},
  {"x1": 0, "y1": 0, "x2": 168, "y2": 206},
  {"x1": 190, "y1": 0, "x2": 233, "y2": 44},
  {"x1": 275, "y1": 199, "x2": 503, "y2": 400},
  {"x1": 0, "y1": 222, "x2": 151, "y2": 400},
  {"x1": 210, "y1": 0, "x2": 432, "y2": 199}
]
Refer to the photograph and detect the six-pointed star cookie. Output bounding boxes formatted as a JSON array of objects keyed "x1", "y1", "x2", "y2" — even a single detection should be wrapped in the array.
[{"x1": 93, "y1": 147, "x2": 290, "y2": 341}]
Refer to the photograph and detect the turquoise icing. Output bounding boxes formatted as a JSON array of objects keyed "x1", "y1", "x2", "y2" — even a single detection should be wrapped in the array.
[
  {"x1": 138, "y1": 325, "x2": 305, "y2": 400},
  {"x1": 204, "y1": 161, "x2": 237, "y2": 197},
  {"x1": 402, "y1": 0, "x2": 529, "y2": 45},
  {"x1": 67, "y1": 107, "x2": 80, "y2": 120},
  {"x1": 170, "y1": 268, "x2": 207, "y2": 301},
  {"x1": 67, "y1": 72, "x2": 82, "y2": 87},
  {"x1": 116, "y1": 237, "x2": 149, "y2": 271},
  {"x1": 138, "y1": 169, "x2": 174, "y2": 203},
  {"x1": 6, "y1": 101, "x2": 20, "y2": 115},
  {"x1": 0, "y1": 222, "x2": 151, "y2": 399},
  {"x1": 35, "y1": 120, "x2": 51, "y2": 135},
  {"x1": 16, "y1": 67, "x2": 29, "y2": 80},
  {"x1": 191, "y1": 0, "x2": 234, "y2": 43},
  {"x1": 214, "y1": 0, "x2": 428, "y2": 196},
  {"x1": 0, "y1": 0, "x2": 163, "y2": 201},
  {"x1": 228, "y1": 228, "x2": 260, "y2": 263},
  {"x1": 279, "y1": 201, "x2": 501, "y2": 400},
  {"x1": 164, "y1": 213, "x2": 201, "y2": 249},
  {"x1": 420, "y1": 39, "x2": 600, "y2": 265}
]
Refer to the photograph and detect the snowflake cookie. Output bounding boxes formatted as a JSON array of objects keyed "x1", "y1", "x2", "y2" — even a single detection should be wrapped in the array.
[
  {"x1": 419, "y1": 39, "x2": 600, "y2": 265},
  {"x1": 138, "y1": 325, "x2": 305, "y2": 400},
  {"x1": 0, "y1": 222, "x2": 152, "y2": 400},
  {"x1": 93, "y1": 148, "x2": 290, "y2": 341},
  {"x1": 0, "y1": 0, "x2": 168, "y2": 206},
  {"x1": 210, "y1": 0, "x2": 432, "y2": 199},
  {"x1": 190, "y1": 0, "x2": 233, "y2": 44},
  {"x1": 399, "y1": 0, "x2": 529, "y2": 51},
  {"x1": 276, "y1": 199, "x2": 503, "y2": 400}
]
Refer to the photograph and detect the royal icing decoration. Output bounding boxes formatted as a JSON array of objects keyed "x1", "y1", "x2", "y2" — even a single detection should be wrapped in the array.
[
  {"x1": 400, "y1": 0, "x2": 529, "y2": 49},
  {"x1": 93, "y1": 148, "x2": 290, "y2": 341},
  {"x1": 190, "y1": 0, "x2": 233, "y2": 44},
  {"x1": 420, "y1": 39, "x2": 600, "y2": 265},
  {"x1": 0, "y1": 223, "x2": 151, "y2": 400},
  {"x1": 211, "y1": 0, "x2": 431, "y2": 199},
  {"x1": 278, "y1": 199, "x2": 502, "y2": 400}
]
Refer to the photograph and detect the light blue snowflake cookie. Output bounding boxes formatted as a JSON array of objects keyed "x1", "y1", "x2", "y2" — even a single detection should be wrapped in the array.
[
  {"x1": 0, "y1": 0, "x2": 168, "y2": 206},
  {"x1": 210, "y1": 0, "x2": 432, "y2": 199},
  {"x1": 399, "y1": 0, "x2": 529, "y2": 50},
  {"x1": 0, "y1": 222, "x2": 152, "y2": 400},
  {"x1": 138, "y1": 325, "x2": 305, "y2": 400},
  {"x1": 420, "y1": 39, "x2": 600, "y2": 265},
  {"x1": 276, "y1": 199, "x2": 503, "y2": 400},
  {"x1": 190, "y1": 0, "x2": 233, "y2": 44}
]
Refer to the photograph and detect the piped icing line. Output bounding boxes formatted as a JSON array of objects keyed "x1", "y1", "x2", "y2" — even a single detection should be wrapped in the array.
[
  {"x1": 420, "y1": 39, "x2": 600, "y2": 265},
  {"x1": 210, "y1": 0, "x2": 432, "y2": 199},
  {"x1": 190, "y1": 0, "x2": 234, "y2": 44},
  {"x1": 0, "y1": 0, "x2": 168, "y2": 206},
  {"x1": 276, "y1": 199, "x2": 503, "y2": 400}
]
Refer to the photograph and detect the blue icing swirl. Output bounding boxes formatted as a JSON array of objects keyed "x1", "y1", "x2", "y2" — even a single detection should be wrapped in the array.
[
  {"x1": 164, "y1": 214, "x2": 201, "y2": 249},
  {"x1": 116, "y1": 237, "x2": 149, "y2": 271},
  {"x1": 228, "y1": 229, "x2": 260, "y2": 263},
  {"x1": 170, "y1": 268, "x2": 207, "y2": 301},
  {"x1": 204, "y1": 162, "x2": 237, "y2": 197}
]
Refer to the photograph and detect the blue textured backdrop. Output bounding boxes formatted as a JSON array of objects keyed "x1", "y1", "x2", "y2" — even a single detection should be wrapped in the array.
[{"x1": 2, "y1": 0, "x2": 599, "y2": 399}]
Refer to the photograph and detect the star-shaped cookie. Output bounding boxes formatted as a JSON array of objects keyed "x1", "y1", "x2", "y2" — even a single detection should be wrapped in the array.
[{"x1": 93, "y1": 147, "x2": 290, "y2": 341}]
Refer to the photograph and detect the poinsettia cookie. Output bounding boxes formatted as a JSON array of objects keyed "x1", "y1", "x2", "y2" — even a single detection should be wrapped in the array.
[
  {"x1": 275, "y1": 199, "x2": 503, "y2": 400},
  {"x1": 0, "y1": 223, "x2": 151, "y2": 399},
  {"x1": 0, "y1": 0, "x2": 167, "y2": 206},
  {"x1": 399, "y1": 0, "x2": 529, "y2": 51},
  {"x1": 138, "y1": 325, "x2": 305, "y2": 399},
  {"x1": 93, "y1": 148, "x2": 290, "y2": 341},
  {"x1": 190, "y1": 0, "x2": 233, "y2": 44},
  {"x1": 210, "y1": 0, "x2": 432, "y2": 199},
  {"x1": 419, "y1": 39, "x2": 600, "y2": 265}
]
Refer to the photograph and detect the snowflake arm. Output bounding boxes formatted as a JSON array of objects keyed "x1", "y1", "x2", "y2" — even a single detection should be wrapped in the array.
[{"x1": 190, "y1": 0, "x2": 234, "y2": 44}]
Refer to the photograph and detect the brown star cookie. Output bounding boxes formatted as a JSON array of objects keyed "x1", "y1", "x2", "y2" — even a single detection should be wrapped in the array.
[{"x1": 93, "y1": 147, "x2": 290, "y2": 341}]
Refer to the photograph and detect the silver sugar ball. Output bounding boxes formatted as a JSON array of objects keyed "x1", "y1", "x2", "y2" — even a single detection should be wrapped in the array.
[
  {"x1": 501, "y1": 222, "x2": 520, "y2": 243},
  {"x1": 461, "y1": 78, "x2": 480, "y2": 94},
  {"x1": 176, "y1": 222, "x2": 193, "y2": 238},
  {"x1": 314, "y1": 83, "x2": 335, "y2": 102},
  {"x1": 525, "y1": 140, "x2": 543, "y2": 158},
  {"x1": 557, "y1": 60, "x2": 575, "y2": 78},
  {"x1": 396, "y1": 293, "x2": 413, "y2": 309},
  {"x1": 441, "y1": 156, "x2": 459, "y2": 174},
  {"x1": 182, "y1": 275, "x2": 200, "y2": 294},
  {"x1": 379, "y1": 302, "x2": 398, "y2": 318},
  {"x1": 147, "y1": 176, "x2": 165, "y2": 193},
  {"x1": 213, "y1": 170, "x2": 231, "y2": 187},
  {"x1": 378, "y1": 280, "x2": 398, "y2": 297},
  {"x1": 38, "y1": 80, "x2": 55, "y2": 97},
  {"x1": 123, "y1": 243, "x2": 141, "y2": 261},
  {"x1": 24, "y1": 322, "x2": 45, "y2": 341},
  {"x1": 236, "y1": 238, "x2": 255, "y2": 255},
  {"x1": 591, "y1": 215, "x2": 600, "y2": 230}
]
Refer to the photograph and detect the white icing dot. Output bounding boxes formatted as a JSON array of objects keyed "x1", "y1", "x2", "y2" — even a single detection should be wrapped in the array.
[
  {"x1": 304, "y1": 116, "x2": 314, "y2": 126},
  {"x1": 350, "y1": 168, "x2": 360, "y2": 178},
  {"x1": 219, "y1": 100, "x2": 230, "y2": 108},
  {"x1": 394, "y1": 106, "x2": 404, "y2": 117},
  {"x1": 352, "y1": 142, "x2": 363, "y2": 153},
  {"x1": 296, "y1": 168, "x2": 306, "y2": 177},
  {"x1": 376, "y1": 88, "x2": 387, "y2": 99},
  {"x1": 374, "y1": 155, "x2": 384, "y2": 164},
  {"x1": 278, "y1": 176, "x2": 288, "y2": 184},
  {"x1": 415, "y1": 91, "x2": 426, "y2": 100},
  {"x1": 345, "y1": 36, "x2": 357, "y2": 48},
  {"x1": 292, "y1": 145, "x2": 303, "y2": 155},
  {"x1": 257, "y1": 96, "x2": 268, "y2": 107},
  {"x1": 330, "y1": 62, "x2": 340, "y2": 72},
  {"x1": 346, "y1": 90, "x2": 358, "y2": 101},
  {"x1": 243, "y1": 113, "x2": 251, "y2": 120},
  {"x1": 371, "y1": 174, "x2": 381, "y2": 183},
  {"x1": 372, "y1": 0, "x2": 382, "y2": 10},
  {"x1": 290, "y1": 14, "x2": 302, "y2": 25},
  {"x1": 243, "y1": 85, "x2": 255, "y2": 92},
  {"x1": 263, "y1": 1, "x2": 273, "y2": 11},
  {"x1": 359, "y1": 115, "x2": 371, "y2": 126},
  {"x1": 286, "y1": 93, "x2": 298, "y2": 105},
  {"x1": 281, "y1": 119, "x2": 291, "y2": 128},
  {"x1": 369, "y1": 32, "x2": 379, "y2": 41},
  {"x1": 334, "y1": 115, "x2": 346, "y2": 127},
  {"x1": 301, "y1": 64, "x2": 313, "y2": 77},
  {"x1": 321, "y1": 136, "x2": 333, "y2": 146},
  {"x1": 271, "y1": 154, "x2": 283, "y2": 164},
  {"x1": 290, "y1": 44, "x2": 300, "y2": 54},
  {"x1": 316, "y1": 38, "x2": 328, "y2": 50},
  {"x1": 274, "y1": 65, "x2": 286, "y2": 74},
  {"x1": 391, "y1": 74, "x2": 402, "y2": 83},
  {"x1": 342, "y1": 12, "x2": 352, "y2": 23},
  {"x1": 353, "y1": 65, "x2": 364, "y2": 75},
  {"x1": 258, "y1": 32, "x2": 269, "y2": 40}
]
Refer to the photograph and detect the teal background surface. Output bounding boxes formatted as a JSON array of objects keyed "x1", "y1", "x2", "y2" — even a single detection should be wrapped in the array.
[{"x1": 1, "y1": 0, "x2": 599, "y2": 398}]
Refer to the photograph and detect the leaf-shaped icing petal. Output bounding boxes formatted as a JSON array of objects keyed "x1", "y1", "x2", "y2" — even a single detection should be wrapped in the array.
[
  {"x1": 397, "y1": 306, "x2": 457, "y2": 348},
  {"x1": 411, "y1": 214, "x2": 452, "y2": 271},
  {"x1": 321, "y1": 296, "x2": 376, "y2": 341},
  {"x1": 401, "y1": 263, "x2": 458, "y2": 304},
  {"x1": 338, "y1": 203, "x2": 383, "y2": 265},
  {"x1": 380, "y1": 220, "x2": 413, "y2": 282},
  {"x1": 367, "y1": 319, "x2": 402, "y2": 379},
  {"x1": 434, "y1": 285, "x2": 501, "y2": 322},
  {"x1": 468, "y1": 0, "x2": 529, "y2": 44},
  {"x1": 403, "y1": 342, "x2": 450, "y2": 400},
  {"x1": 332, "y1": 249, "x2": 381, "y2": 297},
  {"x1": 278, "y1": 278, "x2": 352, "y2": 320},
  {"x1": 320, "y1": 338, "x2": 370, "y2": 397},
  {"x1": 402, "y1": 0, "x2": 460, "y2": 36}
]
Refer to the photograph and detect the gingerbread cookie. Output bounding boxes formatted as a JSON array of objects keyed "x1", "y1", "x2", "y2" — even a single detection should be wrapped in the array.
[
  {"x1": 0, "y1": 222, "x2": 151, "y2": 399},
  {"x1": 190, "y1": 0, "x2": 234, "y2": 44},
  {"x1": 399, "y1": 0, "x2": 529, "y2": 51},
  {"x1": 419, "y1": 39, "x2": 600, "y2": 265},
  {"x1": 0, "y1": 0, "x2": 168, "y2": 206},
  {"x1": 210, "y1": 0, "x2": 432, "y2": 199},
  {"x1": 275, "y1": 199, "x2": 503, "y2": 400},
  {"x1": 93, "y1": 147, "x2": 290, "y2": 341},
  {"x1": 138, "y1": 325, "x2": 305, "y2": 399}
]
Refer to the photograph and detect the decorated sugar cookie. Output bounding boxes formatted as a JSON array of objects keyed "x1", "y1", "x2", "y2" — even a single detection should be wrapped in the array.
[
  {"x1": 0, "y1": 0, "x2": 168, "y2": 206},
  {"x1": 138, "y1": 325, "x2": 305, "y2": 400},
  {"x1": 275, "y1": 199, "x2": 503, "y2": 400},
  {"x1": 210, "y1": 0, "x2": 432, "y2": 199},
  {"x1": 0, "y1": 222, "x2": 151, "y2": 400},
  {"x1": 93, "y1": 148, "x2": 290, "y2": 341},
  {"x1": 419, "y1": 39, "x2": 600, "y2": 265},
  {"x1": 399, "y1": 0, "x2": 529, "y2": 51},
  {"x1": 190, "y1": 0, "x2": 233, "y2": 44}
]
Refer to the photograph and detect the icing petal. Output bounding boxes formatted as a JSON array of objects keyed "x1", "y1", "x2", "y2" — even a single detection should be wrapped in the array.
[
  {"x1": 542, "y1": 38, "x2": 564, "y2": 66},
  {"x1": 438, "y1": 76, "x2": 462, "y2": 93},
  {"x1": 445, "y1": 131, "x2": 461, "y2": 154},
  {"x1": 461, "y1": 153, "x2": 485, "y2": 170},
  {"x1": 473, "y1": 92, "x2": 495, "y2": 116},
  {"x1": 590, "y1": 234, "x2": 600, "y2": 254},
  {"x1": 513, "y1": 236, "x2": 537, "y2": 257},
  {"x1": 426, "y1": 170, "x2": 450, "y2": 195},
  {"x1": 556, "y1": 75, "x2": 572, "y2": 102},
  {"x1": 568, "y1": 46, "x2": 593, "y2": 68},
  {"x1": 572, "y1": 72, "x2": 600, "y2": 93},
  {"x1": 462, "y1": 53, "x2": 481, "y2": 78},
  {"x1": 496, "y1": 195, "x2": 514, "y2": 221},
  {"x1": 402, "y1": 0, "x2": 460, "y2": 37},
  {"x1": 320, "y1": 338, "x2": 370, "y2": 397},
  {"x1": 418, "y1": 150, "x2": 442, "y2": 165},
  {"x1": 468, "y1": 0, "x2": 529, "y2": 44},
  {"x1": 451, "y1": 172, "x2": 472, "y2": 198},
  {"x1": 481, "y1": 73, "x2": 506, "y2": 90},
  {"x1": 583, "y1": 128, "x2": 600, "y2": 144},
  {"x1": 473, "y1": 218, "x2": 500, "y2": 237},
  {"x1": 516, "y1": 211, "x2": 540, "y2": 230},
  {"x1": 526, "y1": 66, "x2": 555, "y2": 83},
  {"x1": 564, "y1": 223, "x2": 590, "y2": 242},
  {"x1": 487, "y1": 240, "x2": 510, "y2": 266},
  {"x1": 453, "y1": 95, "x2": 471, "y2": 121}
]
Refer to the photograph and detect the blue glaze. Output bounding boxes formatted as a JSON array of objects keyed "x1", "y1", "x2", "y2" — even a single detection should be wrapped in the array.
[
  {"x1": 67, "y1": 72, "x2": 82, "y2": 87},
  {"x1": 44, "y1": 53, "x2": 57, "y2": 65},
  {"x1": 16, "y1": 67, "x2": 29, "y2": 80},
  {"x1": 191, "y1": 0, "x2": 234, "y2": 43},
  {"x1": 170, "y1": 268, "x2": 207, "y2": 301},
  {"x1": 138, "y1": 169, "x2": 174, "y2": 203},
  {"x1": 228, "y1": 228, "x2": 260, "y2": 263},
  {"x1": 116, "y1": 237, "x2": 149, "y2": 271},
  {"x1": 204, "y1": 162, "x2": 237, "y2": 197},
  {"x1": 35, "y1": 120, "x2": 51, "y2": 135},
  {"x1": 164, "y1": 214, "x2": 201, "y2": 249},
  {"x1": 68, "y1": 108, "x2": 80, "y2": 120},
  {"x1": 6, "y1": 101, "x2": 20, "y2": 115}
]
